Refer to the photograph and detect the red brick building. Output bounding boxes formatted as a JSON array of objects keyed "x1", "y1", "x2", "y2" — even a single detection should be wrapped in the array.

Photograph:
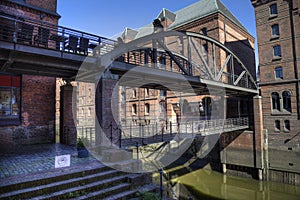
[
  {"x1": 252, "y1": 0, "x2": 300, "y2": 183},
  {"x1": 0, "y1": 0, "x2": 60, "y2": 148},
  {"x1": 120, "y1": 0, "x2": 255, "y2": 130}
]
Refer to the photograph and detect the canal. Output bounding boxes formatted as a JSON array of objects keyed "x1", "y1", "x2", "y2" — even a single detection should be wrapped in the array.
[{"x1": 169, "y1": 168, "x2": 300, "y2": 199}]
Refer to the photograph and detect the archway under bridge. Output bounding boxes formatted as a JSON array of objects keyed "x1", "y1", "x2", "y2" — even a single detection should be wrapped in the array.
[{"x1": 75, "y1": 30, "x2": 258, "y2": 172}]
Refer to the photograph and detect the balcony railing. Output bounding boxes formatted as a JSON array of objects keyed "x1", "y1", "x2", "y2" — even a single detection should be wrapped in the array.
[{"x1": 0, "y1": 13, "x2": 116, "y2": 56}]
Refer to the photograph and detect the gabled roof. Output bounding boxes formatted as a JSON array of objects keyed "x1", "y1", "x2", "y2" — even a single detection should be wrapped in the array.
[
  {"x1": 121, "y1": 27, "x2": 138, "y2": 41},
  {"x1": 122, "y1": 0, "x2": 250, "y2": 40},
  {"x1": 157, "y1": 8, "x2": 176, "y2": 21},
  {"x1": 168, "y1": 0, "x2": 248, "y2": 33}
]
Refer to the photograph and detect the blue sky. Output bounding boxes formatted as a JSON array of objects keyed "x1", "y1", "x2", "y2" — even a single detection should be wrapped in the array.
[
  {"x1": 57, "y1": 0, "x2": 258, "y2": 65},
  {"x1": 57, "y1": 0, "x2": 256, "y2": 38}
]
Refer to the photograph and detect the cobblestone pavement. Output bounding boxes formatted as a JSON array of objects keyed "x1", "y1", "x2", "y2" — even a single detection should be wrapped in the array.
[{"x1": 0, "y1": 143, "x2": 97, "y2": 179}]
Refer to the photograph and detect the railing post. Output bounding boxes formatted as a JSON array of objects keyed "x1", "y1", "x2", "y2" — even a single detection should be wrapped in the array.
[
  {"x1": 192, "y1": 121, "x2": 194, "y2": 136},
  {"x1": 90, "y1": 127, "x2": 92, "y2": 142},
  {"x1": 159, "y1": 168, "x2": 163, "y2": 199},
  {"x1": 130, "y1": 122, "x2": 132, "y2": 141},
  {"x1": 119, "y1": 125, "x2": 122, "y2": 149},
  {"x1": 110, "y1": 121, "x2": 113, "y2": 146}
]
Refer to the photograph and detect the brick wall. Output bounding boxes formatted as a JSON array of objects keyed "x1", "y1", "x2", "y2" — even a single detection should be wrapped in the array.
[
  {"x1": 0, "y1": 0, "x2": 59, "y2": 148},
  {"x1": 0, "y1": 75, "x2": 56, "y2": 148},
  {"x1": 25, "y1": 0, "x2": 57, "y2": 12}
]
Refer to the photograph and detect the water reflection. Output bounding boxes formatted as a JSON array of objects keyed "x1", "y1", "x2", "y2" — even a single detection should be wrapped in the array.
[{"x1": 171, "y1": 169, "x2": 300, "y2": 200}]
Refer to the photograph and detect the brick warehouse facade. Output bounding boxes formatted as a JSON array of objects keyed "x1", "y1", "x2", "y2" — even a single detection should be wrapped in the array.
[
  {"x1": 252, "y1": 0, "x2": 300, "y2": 184},
  {"x1": 0, "y1": 0, "x2": 60, "y2": 148},
  {"x1": 120, "y1": 0, "x2": 256, "y2": 127}
]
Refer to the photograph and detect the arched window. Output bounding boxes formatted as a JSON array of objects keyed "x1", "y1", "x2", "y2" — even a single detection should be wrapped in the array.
[
  {"x1": 88, "y1": 107, "x2": 91, "y2": 117},
  {"x1": 271, "y1": 92, "x2": 280, "y2": 111},
  {"x1": 81, "y1": 108, "x2": 84, "y2": 116},
  {"x1": 282, "y1": 91, "x2": 291, "y2": 112},
  {"x1": 284, "y1": 120, "x2": 290, "y2": 132},
  {"x1": 275, "y1": 120, "x2": 280, "y2": 132}
]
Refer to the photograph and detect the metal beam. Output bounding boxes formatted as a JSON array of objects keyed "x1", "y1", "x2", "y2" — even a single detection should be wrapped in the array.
[
  {"x1": 190, "y1": 38, "x2": 214, "y2": 80},
  {"x1": 156, "y1": 39, "x2": 189, "y2": 75},
  {"x1": 234, "y1": 71, "x2": 246, "y2": 86},
  {"x1": 216, "y1": 54, "x2": 231, "y2": 81}
]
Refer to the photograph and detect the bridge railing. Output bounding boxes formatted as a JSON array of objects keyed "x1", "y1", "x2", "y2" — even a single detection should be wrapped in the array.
[
  {"x1": 0, "y1": 13, "x2": 116, "y2": 55},
  {"x1": 120, "y1": 117, "x2": 249, "y2": 139},
  {"x1": 75, "y1": 117, "x2": 249, "y2": 147}
]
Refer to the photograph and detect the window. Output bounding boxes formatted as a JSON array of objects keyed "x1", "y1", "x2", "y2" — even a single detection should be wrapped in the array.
[
  {"x1": 203, "y1": 43, "x2": 208, "y2": 52},
  {"x1": 160, "y1": 90, "x2": 167, "y2": 97},
  {"x1": 275, "y1": 120, "x2": 280, "y2": 132},
  {"x1": 145, "y1": 88, "x2": 149, "y2": 98},
  {"x1": 200, "y1": 27, "x2": 207, "y2": 36},
  {"x1": 271, "y1": 92, "x2": 280, "y2": 111},
  {"x1": 88, "y1": 107, "x2": 91, "y2": 117},
  {"x1": 282, "y1": 91, "x2": 292, "y2": 112},
  {"x1": 271, "y1": 24, "x2": 280, "y2": 37},
  {"x1": 0, "y1": 74, "x2": 21, "y2": 124},
  {"x1": 275, "y1": 67, "x2": 283, "y2": 79},
  {"x1": 273, "y1": 45, "x2": 281, "y2": 58},
  {"x1": 133, "y1": 89, "x2": 136, "y2": 99},
  {"x1": 284, "y1": 120, "x2": 290, "y2": 132},
  {"x1": 132, "y1": 104, "x2": 137, "y2": 115},
  {"x1": 159, "y1": 101, "x2": 166, "y2": 113},
  {"x1": 145, "y1": 103, "x2": 150, "y2": 115},
  {"x1": 270, "y1": 4, "x2": 278, "y2": 16}
]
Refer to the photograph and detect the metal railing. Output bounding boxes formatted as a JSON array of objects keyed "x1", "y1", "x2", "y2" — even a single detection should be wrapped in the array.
[
  {"x1": 0, "y1": 13, "x2": 116, "y2": 56},
  {"x1": 75, "y1": 117, "x2": 249, "y2": 148}
]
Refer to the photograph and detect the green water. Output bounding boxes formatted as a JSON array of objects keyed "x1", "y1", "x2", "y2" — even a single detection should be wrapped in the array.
[{"x1": 171, "y1": 169, "x2": 300, "y2": 200}]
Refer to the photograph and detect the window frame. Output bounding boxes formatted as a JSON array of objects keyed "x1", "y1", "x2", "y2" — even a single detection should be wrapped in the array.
[
  {"x1": 271, "y1": 24, "x2": 280, "y2": 38},
  {"x1": 132, "y1": 104, "x2": 137, "y2": 115},
  {"x1": 269, "y1": 4, "x2": 278, "y2": 17},
  {"x1": 145, "y1": 103, "x2": 150, "y2": 115},
  {"x1": 284, "y1": 120, "x2": 290, "y2": 132},
  {"x1": 274, "y1": 66, "x2": 283, "y2": 79},
  {"x1": 274, "y1": 120, "x2": 281, "y2": 132},
  {"x1": 273, "y1": 45, "x2": 282, "y2": 59},
  {"x1": 271, "y1": 92, "x2": 280, "y2": 111},
  {"x1": 0, "y1": 74, "x2": 21, "y2": 126},
  {"x1": 282, "y1": 91, "x2": 292, "y2": 112}
]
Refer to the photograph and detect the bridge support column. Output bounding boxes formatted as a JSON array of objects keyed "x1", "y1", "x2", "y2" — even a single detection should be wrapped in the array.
[
  {"x1": 95, "y1": 72, "x2": 119, "y2": 146},
  {"x1": 60, "y1": 82, "x2": 77, "y2": 146},
  {"x1": 253, "y1": 95, "x2": 264, "y2": 180}
]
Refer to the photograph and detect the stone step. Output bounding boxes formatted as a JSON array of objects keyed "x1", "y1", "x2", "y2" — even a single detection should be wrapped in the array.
[
  {"x1": 29, "y1": 174, "x2": 129, "y2": 200},
  {"x1": 74, "y1": 183, "x2": 132, "y2": 200},
  {"x1": 0, "y1": 161, "x2": 109, "y2": 194},
  {"x1": 102, "y1": 183, "x2": 158, "y2": 200},
  {"x1": 0, "y1": 169, "x2": 122, "y2": 199}
]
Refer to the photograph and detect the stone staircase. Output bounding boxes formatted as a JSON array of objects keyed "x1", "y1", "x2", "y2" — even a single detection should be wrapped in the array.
[{"x1": 0, "y1": 161, "x2": 157, "y2": 200}]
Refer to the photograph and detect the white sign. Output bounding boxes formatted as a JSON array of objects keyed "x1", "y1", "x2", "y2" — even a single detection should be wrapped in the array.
[{"x1": 55, "y1": 154, "x2": 71, "y2": 168}]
